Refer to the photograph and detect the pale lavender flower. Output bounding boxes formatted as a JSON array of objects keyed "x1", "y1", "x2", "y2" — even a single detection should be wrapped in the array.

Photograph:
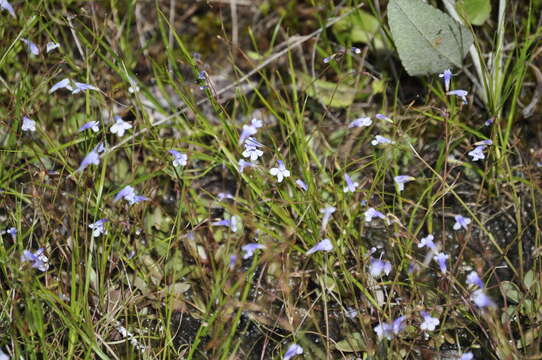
[
  {"x1": 269, "y1": 160, "x2": 290, "y2": 183},
  {"x1": 72, "y1": 81, "x2": 99, "y2": 93},
  {"x1": 466, "y1": 271, "x2": 484, "y2": 289},
  {"x1": 364, "y1": 207, "x2": 386, "y2": 223},
  {"x1": 77, "y1": 148, "x2": 100, "y2": 172},
  {"x1": 229, "y1": 254, "x2": 237, "y2": 270},
  {"x1": 46, "y1": 42, "x2": 60, "y2": 53},
  {"x1": 238, "y1": 159, "x2": 255, "y2": 173},
  {"x1": 343, "y1": 173, "x2": 359, "y2": 193},
  {"x1": 439, "y1": 69, "x2": 452, "y2": 91},
  {"x1": 306, "y1": 238, "x2": 333, "y2": 255},
  {"x1": 21, "y1": 116, "x2": 36, "y2": 132},
  {"x1": 0, "y1": 347, "x2": 9, "y2": 360},
  {"x1": 394, "y1": 175, "x2": 415, "y2": 192},
  {"x1": 197, "y1": 70, "x2": 207, "y2": 80},
  {"x1": 78, "y1": 121, "x2": 100, "y2": 133},
  {"x1": 6, "y1": 227, "x2": 16, "y2": 239},
  {"x1": 484, "y1": 118, "x2": 494, "y2": 126},
  {"x1": 217, "y1": 192, "x2": 234, "y2": 201},
  {"x1": 345, "y1": 307, "x2": 358, "y2": 318},
  {"x1": 320, "y1": 206, "x2": 336, "y2": 231},
  {"x1": 244, "y1": 137, "x2": 263, "y2": 148},
  {"x1": 351, "y1": 46, "x2": 361, "y2": 54},
  {"x1": 374, "y1": 316, "x2": 406, "y2": 340},
  {"x1": 468, "y1": 145, "x2": 487, "y2": 161},
  {"x1": 21, "y1": 248, "x2": 49, "y2": 272},
  {"x1": 110, "y1": 116, "x2": 132, "y2": 137},
  {"x1": 242, "y1": 146, "x2": 263, "y2": 161},
  {"x1": 371, "y1": 135, "x2": 395, "y2": 146},
  {"x1": 49, "y1": 78, "x2": 72, "y2": 93},
  {"x1": 376, "y1": 113, "x2": 393, "y2": 123},
  {"x1": 459, "y1": 352, "x2": 474, "y2": 360},
  {"x1": 283, "y1": 343, "x2": 303, "y2": 360},
  {"x1": 211, "y1": 217, "x2": 239, "y2": 233},
  {"x1": 323, "y1": 54, "x2": 336, "y2": 63},
  {"x1": 369, "y1": 257, "x2": 392, "y2": 278},
  {"x1": 348, "y1": 117, "x2": 372, "y2": 128},
  {"x1": 420, "y1": 311, "x2": 440, "y2": 331},
  {"x1": 453, "y1": 215, "x2": 471, "y2": 231},
  {"x1": 471, "y1": 289, "x2": 495, "y2": 308},
  {"x1": 447, "y1": 90, "x2": 468, "y2": 104},
  {"x1": 1, "y1": 0, "x2": 15, "y2": 17},
  {"x1": 21, "y1": 38, "x2": 39, "y2": 55},
  {"x1": 239, "y1": 118, "x2": 263, "y2": 143},
  {"x1": 295, "y1": 179, "x2": 308, "y2": 191},
  {"x1": 89, "y1": 218, "x2": 108, "y2": 237},
  {"x1": 433, "y1": 252, "x2": 449, "y2": 273},
  {"x1": 418, "y1": 234, "x2": 436, "y2": 251},
  {"x1": 168, "y1": 150, "x2": 188, "y2": 167},
  {"x1": 241, "y1": 243, "x2": 265, "y2": 259},
  {"x1": 474, "y1": 139, "x2": 492, "y2": 146},
  {"x1": 114, "y1": 185, "x2": 148, "y2": 205}
]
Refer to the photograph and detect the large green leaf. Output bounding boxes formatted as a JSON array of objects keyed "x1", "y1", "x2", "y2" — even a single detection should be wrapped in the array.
[
  {"x1": 387, "y1": 0, "x2": 473, "y2": 76},
  {"x1": 459, "y1": 0, "x2": 492, "y2": 26}
]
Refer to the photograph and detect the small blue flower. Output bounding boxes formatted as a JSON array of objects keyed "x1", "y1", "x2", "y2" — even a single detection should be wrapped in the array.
[
  {"x1": 420, "y1": 311, "x2": 439, "y2": 331},
  {"x1": 114, "y1": 185, "x2": 148, "y2": 205},
  {"x1": 241, "y1": 243, "x2": 265, "y2": 259},
  {"x1": 21, "y1": 38, "x2": 39, "y2": 55},
  {"x1": 295, "y1": 179, "x2": 308, "y2": 191},
  {"x1": 438, "y1": 69, "x2": 452, "y2": 91},
  {"x1": 217, "y1": 192, "x2": 234, "y2": 201},
  {"x1": 211, "y1": 216, "x2": 239, "y2": 233},
  {"x1": 351, "y1": 47, "x2": 361, "y2": 54},
  {"x1": 348, "y1": 117, "x2": 372, "y2": 128},
  {"x1": 447, "y1": 89, "x2": 468, "y2": 104},
  {"x1": 242, "y1": 145, "x2": 263, "y2": 161},
  {"x1": 238, "y1": 159, "x2": 255, "y2": 173},
  {"x1": 6, "y1": 227, "x2": 16, "y2": 239},
  {"x1": 22, "y1": 116, "x2": 36, "y2": 132},
  {"x1": 306, "y1": 238, "x2": 333, "y2": 255},
  {"x1": 110, "y1": 116, "x2": 132, "y2": 137},
  {"x1": 453, "y1": 215, "x2": 471, "y2": 231},
  {"x1": 394, "y1": 175, "x2": 415, "y2": 192},
  {"x1": 484, "y1": 118, "x2": 494, "y2": 126},
  {"x1": 433, "y1": 252, "x2": 449, "y2": 273},
  {"x1": 323, "y1": 54, "x2": 336, "y2": 63},
  {"x1": 343, "y1": 173, "x2": 359, "y2": 193},
  {"x1": 77, "y1": 148, "x2": 100, "y2": 172},
  {"x1": 239, "y1": 118, "x2": 263, "y2": 143},
  {"x1": 269, "y1": 160, "x2": 290, "y2": 183},
  {"x1": 46, "y1": 42, "x2": 60, "y2": 53},
  {"x1": 229, "y1": 254, "x2": 237, "y2": 270},
  {"x1": 49, "y1": 78, "x2": 99, "y2": 94},
  {"x1": 283, "y1": 343, "x2": 303, "y2": 360},
  {"x1": 89, "y1": 218, "x2": 108, "y2": 237},
  {"x1": 474, "y1": 139, "x2": 492, "y2": 146},
  {"x1": 78, "y1": 121, "x2": 100, "y2": 133},
  {"x1": 168, "y1": 150, "x2": 188, "y2": 167},
  {"x1": 320, "y1": 206, "x2": 336, "y2": 231},
  {"x1": 364, "y1": 207, "x2": 386, "y2": 223},
  {"x1": 374, "y1": 316, "x2": 405, "y2": 340},
  {"x1": 369, "y1": 257, "x2": 392, "y2": 278},
  {"x1": 1, "y1": 0, "x2": 16, "y2": 17},
  {"x1": 371, "y1": 135, "x2": 395, "y2": 146},
  {"x1": 466, "y1": 271, "x2": 484, "y2": 289},
  {"x1": 471, "y1": 289, "x2": 495, "y2": 308},
  {"x1": 21, "y1": 248, "x2": 49, "y2": 272},
  {"x1": 375, "y1": 113, "x2": 393, "y2": 123},
  {"x1": 459, "y1": 352, "x2": 474, "y2": 360},
  {"x1": 418, "y1": 234, "x2": 436, "y2": 251},
  {"x1": 468, "y1": 145, "x2": 487, "y2": 161},
  {"x1": 197, "y1": 70, "x2": 207, "y2": 80}
]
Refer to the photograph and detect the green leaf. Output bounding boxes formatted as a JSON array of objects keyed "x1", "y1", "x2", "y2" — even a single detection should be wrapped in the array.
[
  {"x1": 297, "y1": 72, "x2": 358, "y2": 108},
  {"x1": 387, "y1": 0, "x2": 473, "y2": 76},
  {"x1": 501, "y1": 281, "x2": 521, "y2": 303},
  {"x1": 332, "y1": 9, "x2": 386, "y2": 49},
  {"x1": 335, "y1": 332, "x2": 366, "y2": 352},
  {"x1": 459, "y1": 0, "x2": 491, "y2": 26}
]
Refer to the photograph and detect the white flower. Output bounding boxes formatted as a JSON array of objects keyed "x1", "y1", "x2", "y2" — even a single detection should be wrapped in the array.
[
  {"x1": 371, "y1": 135, "x2": 395, "y2": 146},
  {"x1": 269, "y1": 160, "x2": 290, "y2": 183},
  {"x1": 468, "y1": 145, "x2": 486, "y2": 161},
  {"x1": 242, "y1": 146, "x2": 263, "y2": 161},
  {"x1": 22, "y1": 116, "x2": 36, "y2": 132},
  {"x1": 110, "y1": 116, "x2": 132, "y2": 137},
  {"x1": 168, "y1": 150, "x2": 188, "y2": 167}
]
